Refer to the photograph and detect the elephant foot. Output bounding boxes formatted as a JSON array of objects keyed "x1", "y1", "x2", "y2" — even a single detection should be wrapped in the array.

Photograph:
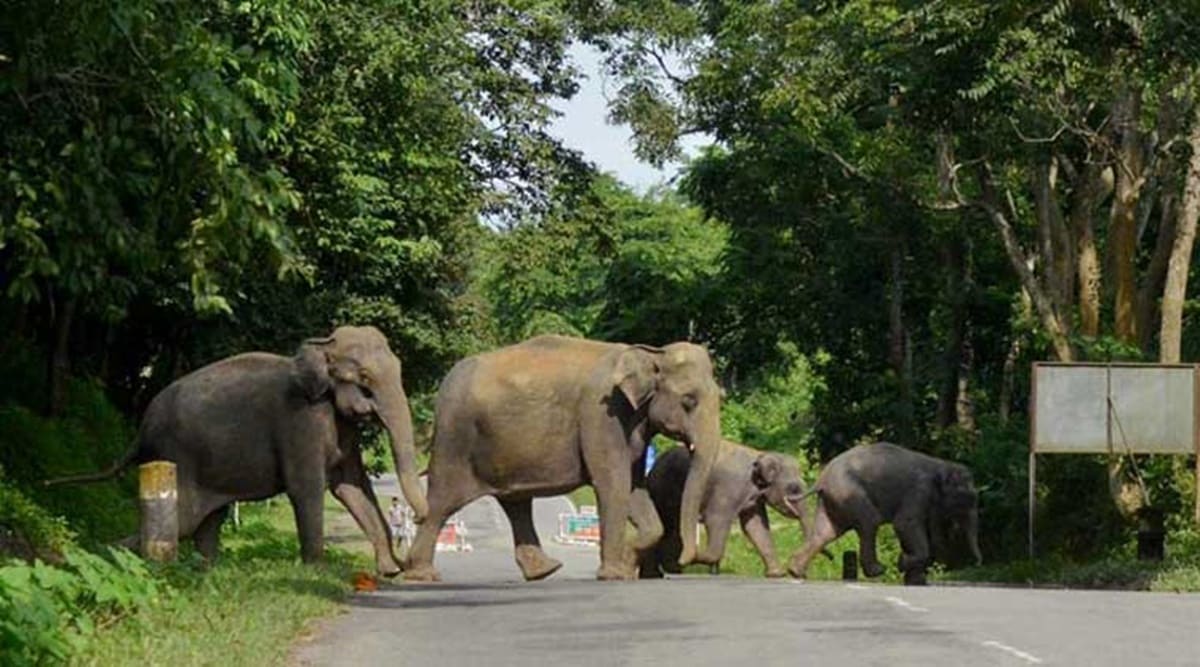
[
  {"x1": 515, "y1": 546, "x2": 563, "y2": 582},
  {"x1": 903, "y1": 569, "x2": 928, "y2": 586},
  {"x1": 861, "y1": 561, "x2": 885, "y2": 578},
  {"x1": 765, "y1": 567, "x2": 787, "y2": 579},
  {"x1": 378, "y1": 558, "x2": 403, "y2": 579},
  {"x1": 402, "y1": 564, "x2": 442, "y2": 583},
  {"x1": 596, "y1": 563, "x2": 635, "y2": 581}
]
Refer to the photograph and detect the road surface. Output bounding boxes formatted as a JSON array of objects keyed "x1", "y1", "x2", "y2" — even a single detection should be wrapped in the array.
[{"x1": 294, "y1": 476, "x2": 1200, "y2": 666}]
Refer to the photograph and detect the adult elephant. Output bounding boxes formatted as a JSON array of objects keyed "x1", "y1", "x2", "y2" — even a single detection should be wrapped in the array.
[
  {"x1": 788, "y1": 442, "x2": 982, "y2": 585},
  {"x1": 403, "y1": 335, "x2": 724, "y2": 582},
  {"x1": 639, "y1": 440, "x2": 817, "y2": 579},
  {"x1": 46, "y1": 326, "x2": 425, "y2": 576}
]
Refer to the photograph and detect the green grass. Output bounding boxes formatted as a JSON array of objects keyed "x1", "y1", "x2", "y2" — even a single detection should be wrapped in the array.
[
  {"x1": 707, "y1": 508, "x2": 904, "y2": 584},
  {"x1": 73, "y1": 499, "x2": 370, "y2": 666},
  {"x1": 941, "y1": 528, "x2": 1200, "y2": 592},
  {"x1": 716, "y1": 511, "x2": 1200, "y2": 592},
  {"x1": 568, "y1": 485, "x2": 597, "y2": 510}
]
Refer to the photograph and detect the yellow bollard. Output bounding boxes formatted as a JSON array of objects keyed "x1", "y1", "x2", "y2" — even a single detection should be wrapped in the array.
[{"x1": 139, "y1": 461, "x2": 178, "y2": 562}]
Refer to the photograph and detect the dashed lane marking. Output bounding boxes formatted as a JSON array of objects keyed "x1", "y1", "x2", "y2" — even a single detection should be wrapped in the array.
[
  {"x1": 982, "y1": 640, "x2": 1044, "y2": 664},
  {"x1": 845, "y1": 583, "x2": 868, "y2": 590},
  {"x1": 883, "y1": 595, "x2": 929, "y2": 613}
]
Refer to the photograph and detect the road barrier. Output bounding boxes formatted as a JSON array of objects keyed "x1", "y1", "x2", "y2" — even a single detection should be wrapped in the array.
[
  {"x1": 435, "y1": 518, "x2": 472, "y2": 552},
  {"x1": 556, "y1": 505, "x2": 600, "y2": 546},
  {"x1": 139, "y1": 461, "x2": 177, "y2": 562}
]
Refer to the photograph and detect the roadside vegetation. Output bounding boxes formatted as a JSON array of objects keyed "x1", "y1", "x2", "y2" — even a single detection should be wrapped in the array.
[{"x1": 5, "y1": 1, "x2": 1200, "y2": 663}]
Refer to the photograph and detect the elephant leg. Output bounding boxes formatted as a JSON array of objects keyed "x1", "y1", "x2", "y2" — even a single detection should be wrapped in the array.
[
  {"x1": 330, "y1": 455, "x2": 402, "y2": 577},
  {"x1": 695, "y1": 513, "x2": 734, "y2": 567},
  {"x1": 657, "y1": 526, "x2": 683, "y2": 575},
  {"x1": 287, "y1": 485, "x2": 326, "y2": 564},
  {"x1": 893, "y1": 512, "x2": 932, "y2": 585},
  {"x1": 585, "y1": 451, "x2": 634, "y2": 581},
  {"x1": 628, "y1": 487, "x2": 664, "y2": 570},
  {"x1": 842, "y1": 496, "x2": 885, "y2": 578},
  {"x1": 499, "y1": 498, "x2": 562, "y2": 581},
  {"x1": 404, "y1": 472, "x2": 485, "y2": 582},
  {"x1": 741, "y1": 506, "x2": 784, "y2": 578},
  {"x1": 193, "y1": 506, "x2": 230, "y2": 563},
  {"x1": 788, "y1": 503, "x2": 839, "y2": 578}
]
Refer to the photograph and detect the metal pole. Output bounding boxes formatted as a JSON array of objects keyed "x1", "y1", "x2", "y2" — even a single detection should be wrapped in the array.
[
  {"x1": 1194, "y1": 366, "x2": 1200, "y2": 525},
  {"x1": 138, "y1": 461, "x2": 178, "y2": 562},
  {"x1": 1028, "y1": 363, "x2": 1038, "y2": 559}
]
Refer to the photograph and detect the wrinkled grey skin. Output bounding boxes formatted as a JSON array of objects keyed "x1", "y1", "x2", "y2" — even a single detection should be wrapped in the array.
[
  {"x1": 403, "y1": 335, "x2": 724, "y2": 582},
  {"x1": 639, "y1": 441, "x2": 812, "y2": 579},
  {"x1": 46, "y1": 326, "x2": 424, "y2": 576},
  {"x1": 788, "y1": 442, "x2": 982, "y2": 585}
]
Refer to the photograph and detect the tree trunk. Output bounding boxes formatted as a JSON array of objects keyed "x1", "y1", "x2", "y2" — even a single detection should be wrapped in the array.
[
  {"x1": 1136, "y1": 192, "x2": 1177, "y2": 352},
  {"x1": 1110, "y1": 88, "x2": 1146, "y2": 346},
  {"x1": 1160, "y1": 110, "x2": 1200, "y2": 363},
  {"x1": 1034, "y1": 157, "x2": 1073, "y2": 310},
  {"x1": 1070, "y1": 163, "x2": 1112, "y2": 338},
  {"x1": 888, "y1": 242, "x2": 915, "y2": 437},
  {"x1": 48, "y1": 296, "x2": 76, "y2": 416},
  {"x1": 976, "y1": 164, "x2": 1074, "y2": 360}
]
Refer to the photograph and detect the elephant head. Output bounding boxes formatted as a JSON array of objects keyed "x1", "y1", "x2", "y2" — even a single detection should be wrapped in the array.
[
  {"x1": 930, "y1": 463, "x2": 982, "y2": 567},
  {"x1": 612, "y1": 342, "x2": 723, "y2": 567},
  {"x1": 293, "y1": 325, "x2": 428, "y2": 521},
  {"x1": 751, "y1": 453, "x2": 808, "y2": 519}
]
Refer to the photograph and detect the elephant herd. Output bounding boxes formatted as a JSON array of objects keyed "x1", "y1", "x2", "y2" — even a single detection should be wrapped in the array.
[{"x1": 50, "y1": 326, "x2": 982, "y2": 585}]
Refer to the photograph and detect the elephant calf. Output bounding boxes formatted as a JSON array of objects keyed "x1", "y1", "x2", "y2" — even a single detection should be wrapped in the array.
[
  {"x1": 640, "y1": 440, "x2": 813, "y2": 579},
  {"x1": 788, "y1": 442, "x2": 982, "y2": 585}
]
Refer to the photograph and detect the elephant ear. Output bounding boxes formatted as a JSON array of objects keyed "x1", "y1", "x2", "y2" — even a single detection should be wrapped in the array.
[
  {"x1": 611, "y1": 346, "x2": 659, "y2": 409},
  {"x1": 934, "y1": 465, "x2": 976, "y2": 510},
  {"x1": 292, "y1": 342, "x2": 333, "y2": 402},
  {"x1": 751, "y1": 455, "x2": 781, "y2": 490}
]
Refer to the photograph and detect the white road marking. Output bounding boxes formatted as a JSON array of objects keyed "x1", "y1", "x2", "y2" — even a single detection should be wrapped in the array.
[
  {"x1": 883, "y1": 595, "x2": 929, "y2": 613},
  {"x1": 845, "y1": 583, "x2": 868, "y2": 590},
  {"x1": 982, "y1": 640, "x2": 1044, "y2": 664}
]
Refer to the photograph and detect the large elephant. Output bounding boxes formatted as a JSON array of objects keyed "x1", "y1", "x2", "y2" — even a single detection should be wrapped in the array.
[
  {"x1": 788, "y1": 442, "x2": 982, "y2": 585},
  {"x1": 639, "y1": 440, "x2": 814, "y2": 579},
  {"x1": 403, "y1": 335, "x2": 724, "y2": 582},
  {"x1": 46, "y1": 326, "x2": 425, "y2": 576}
]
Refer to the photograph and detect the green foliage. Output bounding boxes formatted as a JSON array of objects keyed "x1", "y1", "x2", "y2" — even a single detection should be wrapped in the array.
[
  {"x1": 0, "y1": 548, "x2": 159, "y2": 666},
  {"x1": 944, "y1": 527, "x2": 1200, "y2": 592},
  {"x1": 0, "y1": 370, "x2": 138, "y2": 546},
  {"x1": 0, "y1": 469, "x2": 75, "y2": 559},
  {"x1": 721, "y1": 342, "x2": 825, "y2": 457}
]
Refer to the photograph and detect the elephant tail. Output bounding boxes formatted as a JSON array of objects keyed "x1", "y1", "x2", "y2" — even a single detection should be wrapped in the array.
[{"x1": 42, "y1": 446, "x2": 139, "y2": 487}]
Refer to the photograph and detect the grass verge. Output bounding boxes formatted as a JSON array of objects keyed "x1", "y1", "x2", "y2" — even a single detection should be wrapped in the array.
[
  {"x1": 715, "y1": 511, "x2": 1200, "y2": 591},
  {"x1": 72, "y1": 500, "x2": 369, "y2": 666}
]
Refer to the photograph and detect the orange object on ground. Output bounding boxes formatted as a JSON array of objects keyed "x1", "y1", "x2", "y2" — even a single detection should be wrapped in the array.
[{"x1": 353, "y1": 571, "x2": 378, "y2": 592}]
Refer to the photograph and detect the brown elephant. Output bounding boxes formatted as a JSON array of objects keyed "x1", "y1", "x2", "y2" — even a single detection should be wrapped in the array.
[
  {"x1": 46, "y1": 326, "x2": 425, "y2": 576},
  {"x1": 403, "y1": 335, "x2": 724, "y2": 582},
  {"x1": 788, "y1": 442, "x2": 982, "y2": 585},
  {"x1": 639, "y1": 440, "x2": 816, "y2": 579}
]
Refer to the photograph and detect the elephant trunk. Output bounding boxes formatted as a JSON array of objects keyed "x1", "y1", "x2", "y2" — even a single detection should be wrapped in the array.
[
  {"x1": 966, "y1": 507, "x2": 982, "y2": 566},
  {"x1": 376, "y1": 386, "x2": 428, "y2": 522},
  {"x1": 678, "y1": 398, "x2": 721, "y2": 567}
]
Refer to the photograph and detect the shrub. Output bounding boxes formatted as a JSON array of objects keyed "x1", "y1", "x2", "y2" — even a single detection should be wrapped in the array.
[{"x1": 0, "y1": 548, "x2": 160, "y2": 666}]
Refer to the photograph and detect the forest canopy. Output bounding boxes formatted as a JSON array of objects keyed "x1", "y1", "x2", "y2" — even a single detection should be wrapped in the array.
[{"x1": 4, "y1": 0, "x2": 1200, "y2": 563}]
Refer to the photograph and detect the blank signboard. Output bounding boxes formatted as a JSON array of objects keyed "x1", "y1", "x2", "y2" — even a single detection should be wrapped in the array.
[{"x1": 1033, "y1": 364, "x2": 1196, "y2": 455}]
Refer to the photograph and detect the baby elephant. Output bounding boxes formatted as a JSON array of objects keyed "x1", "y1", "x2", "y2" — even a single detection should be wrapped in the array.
[
  {"x1": 788, "y1": 442, "x2": 982, "y2": 585},
  {"x1": 640, "y1": 440, "x2": 812, "y2": 578}
]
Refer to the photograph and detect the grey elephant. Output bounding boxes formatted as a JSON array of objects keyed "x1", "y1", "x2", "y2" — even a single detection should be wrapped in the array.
[
  {"x1": 46, "y1": 326, "x2": 425, "y2": 576},
  {"x1": 788, "y1": 442, "x2": 982, "y2": 585},
  {"x1": 639, "y1": 440, "x2": 815, "y2": 579},
  {"x1": 403, "y1": 335, "x2": 724, "y2": 582}
]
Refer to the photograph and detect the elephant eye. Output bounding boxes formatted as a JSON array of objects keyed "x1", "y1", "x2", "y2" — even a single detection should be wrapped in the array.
[
  {"x1": 682, "y1": 394, "x2": 698, "y2": 412},
  {"x1": 360, "y1": 385, "x2": 375, "y2": 400}
]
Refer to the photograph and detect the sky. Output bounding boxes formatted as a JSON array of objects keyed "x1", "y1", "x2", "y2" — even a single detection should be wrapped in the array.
[{"x1": 547, "y1": 44, "x2": 711, "y2": 192}]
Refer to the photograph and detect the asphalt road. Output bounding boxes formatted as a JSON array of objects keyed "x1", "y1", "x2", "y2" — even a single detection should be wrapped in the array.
[{"x1": 294, "y1": 477, "x2": 1200, "y2": 667}]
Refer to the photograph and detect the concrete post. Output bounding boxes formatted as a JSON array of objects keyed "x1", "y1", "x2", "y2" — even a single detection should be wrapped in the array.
[{"x1": 139, "y1": 461, "x2": 178, "y2": 562}]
